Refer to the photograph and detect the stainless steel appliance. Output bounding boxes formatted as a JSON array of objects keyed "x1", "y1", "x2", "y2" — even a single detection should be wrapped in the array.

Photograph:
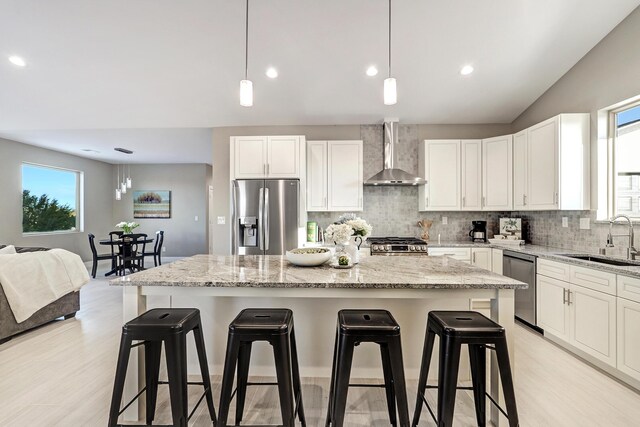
[
  {"x1": 368, "y1": 237, "x2": 428, "y2": 255},
  {"x1": 503, "y1": 250, "x2": 539, "y2": 330},
  {"x1": 469, "y1": 220, "x2": 487, "y2": 242},
  {"x1": 232, "y1": 179, "x2": 299, "y2": 255}
]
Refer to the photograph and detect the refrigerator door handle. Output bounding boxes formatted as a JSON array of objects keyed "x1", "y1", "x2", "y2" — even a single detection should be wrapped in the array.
[
  {"x1": 258, "y1": 187, "x2": 264, "y2": 250},
  {"x1": 231, "y1": 181, "x2": 238, "y2": 255},
  {"x1": 264, "y1": 187, "x2": 270, "y2": 251}
]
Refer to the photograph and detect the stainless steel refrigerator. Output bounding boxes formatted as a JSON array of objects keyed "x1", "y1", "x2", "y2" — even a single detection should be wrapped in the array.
[{"x1": 232, "y1": 179, "x2": 299, "y2": 255}]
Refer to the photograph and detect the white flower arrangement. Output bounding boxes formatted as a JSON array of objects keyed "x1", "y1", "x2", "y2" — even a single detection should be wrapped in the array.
[
  {"x1": 345, "y1": 218, "x2": 372, "y2": 238},
  {"x1": 325, "y1": 223, "x2": 354, "y2": 245},
  {"x1": 116, "y1": 221, "x2": 140, "y2": 234}
]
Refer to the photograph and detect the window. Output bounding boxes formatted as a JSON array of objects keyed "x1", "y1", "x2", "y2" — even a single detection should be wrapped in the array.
[
  {"x1": 22, "y1": 163, "x2": 83, "y2": 233},
  {"x1": 611, "y1": 102, "x2": 640, "y2": 218}
]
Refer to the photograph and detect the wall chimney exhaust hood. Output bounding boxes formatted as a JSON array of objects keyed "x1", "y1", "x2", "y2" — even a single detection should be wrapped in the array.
[{"x1": 365, "y1": 121, "x2": 426, "y2": 186}]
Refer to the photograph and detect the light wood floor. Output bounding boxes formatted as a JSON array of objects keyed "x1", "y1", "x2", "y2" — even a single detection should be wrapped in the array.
[{"x1": 1, "y1": 266, "x2": 640, "y2": 426}]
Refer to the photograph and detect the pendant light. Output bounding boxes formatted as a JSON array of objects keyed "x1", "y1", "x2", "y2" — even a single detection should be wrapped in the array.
[
  {"x1": 120, "y1": 164, "x2": 127, "y2": 194},
  {"x1": 126, "y1": 164, "x2": 132, "y2": 189},
  {"x1": 239, "y1": 0, "x2": 253, "y2": 107},
  {"x1": 115, "y1": 164, "x2": 122, "y2": 200},
  {"x1": 384, "y1": 0, "x2": 397, "y2": 105}
]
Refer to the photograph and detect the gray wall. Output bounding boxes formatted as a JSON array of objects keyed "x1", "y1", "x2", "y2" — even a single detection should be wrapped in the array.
[
  {"x1": 211, "y1": 124, "x2": 511, "y2": 254},
  {"x1": 0, "y1": 137, "x2": 113, "y2": 260},
  {"x1": 112, "y1": 164, "x2": 210, "y2": 257}
]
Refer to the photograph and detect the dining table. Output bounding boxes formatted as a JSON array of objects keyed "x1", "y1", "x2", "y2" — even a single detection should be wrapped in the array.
[{"x1": 99, "y1": 236, "x2": 154, "y2": 276}]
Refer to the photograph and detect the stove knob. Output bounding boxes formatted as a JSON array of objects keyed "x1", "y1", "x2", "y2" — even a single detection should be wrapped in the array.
[
  {"x1": 385, "y1": 245, "x2": 391, "y2": 251},
  {"x1": 421, "y1": 246, "x2": 427, "y2": 251},
  {"x1": 372, "y1": 245, "x2": 379, "y2": 251},
  {"x1": 409, "y1": 245, "x2": 415, "y2": 251}
]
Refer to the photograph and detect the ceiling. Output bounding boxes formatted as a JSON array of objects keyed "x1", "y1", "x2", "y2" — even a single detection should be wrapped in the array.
[{"x1": 0, "y1": 0, "x2": 638, "y2": 163}]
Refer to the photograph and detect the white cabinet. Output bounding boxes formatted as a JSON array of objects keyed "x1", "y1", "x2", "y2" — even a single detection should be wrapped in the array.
[
  {"x1": 537, "y1": 274, "x2": 571, "y2": 341},
  {"x1": 512, "y1": 114, "x2": 590, "y2": 211},
  {"x1": 617, "y1": 297, "x2": 640, "y2": 381},
  {"x1": 491, "y1": 248, "x2": 503, "y2": 274},
  {"x1": 419, "y1": 140, "x2": 460, "y2": 211},
  {"x1": 471, "y1": 248, "x2": 492, "y2": 270},
  {"x1": 232, "y1": 135, "x2": 303, "y2": 179},
  {"x1": 571, "y1": 284, "x2": 617, "y2": 366},
  {"x1": 428, "y1": 247, "x2": 471, "y2": 263},
  {"x1": 461, "y1": 140, "x2": 482, "y2": 210},
  {"x1": 537, "y1": 262, "x2": 617, "y2": 368},
  {"x1": 512, "y1": 130, "x2": 527, "y2": 210},
  {"x1": 482, "y1": 135, "x2": 513, "y2": 210},
  {"x1": 306, "y1": 140, "x2": 363, "y2": 212},
  {"x1": 306, "y1": 141, "x2": 327, "y2": 211}
]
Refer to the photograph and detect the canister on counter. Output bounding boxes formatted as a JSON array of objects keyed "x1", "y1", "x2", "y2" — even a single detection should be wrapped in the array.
[{"x1": 306, "y1": 221, "x2": 318, "y2": 242}]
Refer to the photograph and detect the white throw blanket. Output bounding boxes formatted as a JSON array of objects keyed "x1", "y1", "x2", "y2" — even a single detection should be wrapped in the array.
[{"x1": 0, "y1": 249, "x2": 90, "y2": 323}]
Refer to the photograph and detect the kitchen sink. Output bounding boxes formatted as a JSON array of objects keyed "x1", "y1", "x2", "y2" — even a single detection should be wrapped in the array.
[{"x1": 559, "y1": 254, "x2": 640, "y2": 267}]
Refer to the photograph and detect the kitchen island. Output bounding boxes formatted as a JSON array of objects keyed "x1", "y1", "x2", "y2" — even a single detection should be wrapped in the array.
[{"x1": 112, "y1": 253, "x2": 526, "y2": 425}]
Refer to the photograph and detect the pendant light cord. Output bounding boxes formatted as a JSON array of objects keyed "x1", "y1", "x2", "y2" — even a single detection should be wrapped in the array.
[
  {"x1": 245, "y1": 0, "x2": 249, "y2": 80},
  {"x1": 388, "y1": 0, "x2": 391, "y2": 78}
]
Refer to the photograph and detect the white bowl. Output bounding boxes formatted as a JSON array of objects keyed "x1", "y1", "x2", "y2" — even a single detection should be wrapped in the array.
[{"x1": 286, "y1": 248, "x2": 332, "y2": 267}]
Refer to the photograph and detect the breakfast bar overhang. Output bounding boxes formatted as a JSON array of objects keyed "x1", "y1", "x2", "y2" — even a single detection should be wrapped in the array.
[{"x1": 112, "y1": 254, "x2": 526, "y2": 426}]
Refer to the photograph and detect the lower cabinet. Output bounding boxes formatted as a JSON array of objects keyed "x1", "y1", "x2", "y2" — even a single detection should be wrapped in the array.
[
  {"x1": 428, "y1": 247, "x2": 493, "y2": 270},
  {"x1": 471, "y1": 248, "x2": 492, "y2": 270},
  {"x1": 617, "y1": 297, "x2": 640, "y2": 382},
  {"x1": 427, "y1": 247, "x2": 471, "y2": 263},
  {"x1": 491, "y1": 248, "x2": 503, "y2": 274},
  {"x1": 537, "y1": 273, "x2": 617, "y2": 367},
  {"x1": 537, "y1": 274, "x2": 571, "y2": 341}
]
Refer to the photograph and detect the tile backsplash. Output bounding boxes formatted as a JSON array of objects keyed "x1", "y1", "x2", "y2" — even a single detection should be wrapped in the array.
[{"x1": 308, "y1": 124, "x2": 631, "y2": 257}]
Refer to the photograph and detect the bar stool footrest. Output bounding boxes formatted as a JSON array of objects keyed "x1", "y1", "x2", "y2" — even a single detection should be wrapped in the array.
[{"x1": 418, "y1": 387, "x2": 512, "y2": 424}]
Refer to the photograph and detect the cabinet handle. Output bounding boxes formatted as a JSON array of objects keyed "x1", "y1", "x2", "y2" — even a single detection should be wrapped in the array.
[
  {"x1": 482, "y1": 196, "x2": 485, "y2": 208},
  {"x1": 462, "y1": 196, "x2": 466, "y2": 207},
  {"x1": 267, "y1": 163, "x2": 270, "y2": 175},
  {"x1": 567, "y1": 290, "x2": 573, "y2": 305},
  {"x1": 472, "y1": 252, "x2": 476, "y2": 263},
  {"x1": 555, "y1": 192, "x2": 558, "y2": 205},
  {"x1": 563, "y1": 288, "x2": 567, "y2": 304},
  {"x1": 523, "y1": 194, "x2": 527, "y2": 206},
  {"x1": 263, "y1": 164, "x2": 266, "y2": 175},
  {"x1": 426, "y1": 197, "x2": 429, "y2": 207}
]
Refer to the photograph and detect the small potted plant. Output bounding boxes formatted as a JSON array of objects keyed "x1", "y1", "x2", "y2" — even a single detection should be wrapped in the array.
[{"x1": 116, "y1": 221, "x2": 140, "y2": 236}]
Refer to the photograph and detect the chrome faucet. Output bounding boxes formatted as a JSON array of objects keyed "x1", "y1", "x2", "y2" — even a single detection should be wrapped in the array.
[{"x1": 608, "y1": 214, "x2": 638, "y2": 260}]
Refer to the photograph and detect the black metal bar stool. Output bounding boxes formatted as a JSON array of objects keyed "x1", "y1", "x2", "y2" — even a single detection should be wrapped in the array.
[
  {"x1": 218, "y1": 308, "x2": 306, "y2": 427},
  {"x1": 412, "y1": 311, "x2": 519, "y2": 427},
  {"x1": 325, "y1": 309, "x2": 410, "y2": 427},
  {"x1": 108, "y1": 308, "x2": 217, "y2": 427}
]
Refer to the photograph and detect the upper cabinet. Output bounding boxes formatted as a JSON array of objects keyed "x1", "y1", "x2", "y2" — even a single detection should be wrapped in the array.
[
  {"x1": 482, "y1": 135, "x2": 513, "y2": 211},
  {"x1": 419, "y1": 140, "x2": 461, "y2": 211},
  {"x1": 514, "y1": 114, "x2": 590, "y2": 211},
  {"x1": 461, "y1": 140, "x2": 483, "y2": 210},
  {"x1": 306, "y1": 140, "x2": 363, "y2": 212},
  {"x1": 232, "y1": 136, "x2": 304, "y2": 179}
]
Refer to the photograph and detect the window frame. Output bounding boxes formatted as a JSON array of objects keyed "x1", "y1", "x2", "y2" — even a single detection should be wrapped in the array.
[
  {"x1": 21, "y1": 162, "x2": 85, "y2": 236},
  {"x1": 608, "y1": 98, "x2": 640, "y2": 220}
]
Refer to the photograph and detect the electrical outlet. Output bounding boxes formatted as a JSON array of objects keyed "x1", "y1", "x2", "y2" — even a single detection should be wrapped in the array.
[
  {"x1": 562, "y1": 217, "x2": 568, "y2": 228},
  {"x1": 580, "y1": 218, "x2": 590, "y2": 230},
  {"x1": 194, "y1": 215, "x2": 199, "y2": 221},
  {"x1": 217, "y1": 216, "x2": 226, "y2": 225},
  {"x1": 162, "y1": 247, "x2": 166, "y2": 252},
  {"x1": 442, "y1": 216, "x2": 448, "y2": 225}
]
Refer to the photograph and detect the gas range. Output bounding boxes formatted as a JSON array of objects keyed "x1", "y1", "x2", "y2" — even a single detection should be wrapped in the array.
[{"x1": 368, "y1": 237, "x2": 428, "y2": 255}]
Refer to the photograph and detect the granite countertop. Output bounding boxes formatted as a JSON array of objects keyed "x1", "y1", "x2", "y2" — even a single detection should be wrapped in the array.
[
  {"x1": 110, "y1": 253, "x2": 526, "y2": 290},
  {"x1": 429, "y1": 241, "x2": 640, "y2": 278}
]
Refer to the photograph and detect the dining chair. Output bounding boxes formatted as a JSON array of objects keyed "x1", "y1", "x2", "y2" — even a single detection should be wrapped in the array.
[
  {"x1": 143, "y1": 230, "x2": 164, "y2": 268},
  {"x1": 88, "y1": 233, "x2": 117, "y2": 278},
  {"x1": 117, "y1": 233, "x2": 148, "y2": 275}
]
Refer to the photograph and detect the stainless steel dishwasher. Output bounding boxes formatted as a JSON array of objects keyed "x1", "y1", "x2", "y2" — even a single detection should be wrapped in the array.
[{"x1": 502, "y1": 250, "x2": 538, "y2": 330}]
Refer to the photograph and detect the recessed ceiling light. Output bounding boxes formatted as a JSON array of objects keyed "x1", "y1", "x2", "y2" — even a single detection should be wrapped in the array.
[
  {"x1": 460, "y1": 65, "x2": 474, "y2": 76},
  {"x1": 366, "y1": 66, "x2": 378, "y2": 77},
  {"x1": 266, "y1": 67, "x2": 278, "y2": 79},
  {"x1": 8, "y1": 56, "x2": 26, "y2": 67}
]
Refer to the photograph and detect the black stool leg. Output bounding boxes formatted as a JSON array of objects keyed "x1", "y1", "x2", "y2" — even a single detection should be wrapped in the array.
[
  {"x1": 219, "y1": 334, "x2": 241, "y2": 427},
  {"x1": 273, "y1": 333, "x2": 295, "y2": 427},
  {"x1": 469, "y1": 344, "x2": 487, "y2": 427},
  {"x1": 495, "y1": 339, "x2": 520, "y2": 427},
  {"x1": 91, "y1": 258, "x2": 98, "y2": 278},
  {"x1": 165, "y1": 333, "x2": 188, "y2": 427},
  {"x1": 412, "y1": 325, "x2": 436, "y2": 427},
  {"x1": 380, "y1": 343, "x2": 397, "y2": 427},
  {"x1": 387, "y1": 335, "x2": 410, "y2": 427},
  {"x1": 235, "y1": 341, "x2": 253, "y2": 425},
  {"x1": 108, "y1": 334, "x2": 133, "y2": 427},
  {"x1": 290, "y1": 324, "x2": 307, "y2": 426},
  {"x1": 193, "y1": 324, "x2": 217, "y2": 423},
  {"x1": 437, "y1": 336, "x2": 462, "y2": 427},
  {"x1": 325, "y1": 326, "x2": 340, "y2": 427},
  {"x1": 332, "y1": 334, "x2": 355, "y2": 427},
  {"x1": 144, "y1": 340, "x2": 163, "y2": 425}
]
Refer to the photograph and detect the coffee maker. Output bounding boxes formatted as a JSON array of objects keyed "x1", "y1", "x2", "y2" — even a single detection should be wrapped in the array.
[{"x1": 469, "y1": 220, "x2": 487, "y2": 242}]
